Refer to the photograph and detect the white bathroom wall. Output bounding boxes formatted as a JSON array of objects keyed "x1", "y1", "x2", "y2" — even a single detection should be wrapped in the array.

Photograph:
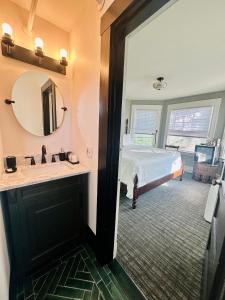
[
  {"x1": 70, "y1": 0, "x2": 101, "y2": 234},
  {"x1": 0, "y1": 0, "x2": 72, "y2": 158}
]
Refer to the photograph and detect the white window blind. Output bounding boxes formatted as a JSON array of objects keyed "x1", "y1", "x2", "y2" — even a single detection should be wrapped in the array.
[
  {"x1": 133, "y1": 109, "x2": 158, "y2": 135},
  {"x1": 168, "y1": 106, "x2": 213, "y2": 138}
]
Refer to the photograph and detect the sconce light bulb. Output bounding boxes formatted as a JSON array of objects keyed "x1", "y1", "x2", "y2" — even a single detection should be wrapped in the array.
[
  {"x1": 59, "y1": 49, "x2": 68, "y2": 67},
  {"x1": 2, "y1": 23, "x2": 13, "y2": 37},
  {"x1": 35, "y1": 37, "x2": 44, "y2": 50},
  {"x1": 60, "y1": 49, "x2": 68, "y2": 59}
]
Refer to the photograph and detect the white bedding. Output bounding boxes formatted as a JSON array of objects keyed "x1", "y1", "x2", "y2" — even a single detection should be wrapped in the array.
[{"x1": 120, "y1": 145, "x2": 182, "y2": 199}]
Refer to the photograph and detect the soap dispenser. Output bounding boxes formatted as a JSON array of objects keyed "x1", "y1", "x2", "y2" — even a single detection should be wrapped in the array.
[{"x1": 59, "y1": 148, "x2": 66, "y2": 161}]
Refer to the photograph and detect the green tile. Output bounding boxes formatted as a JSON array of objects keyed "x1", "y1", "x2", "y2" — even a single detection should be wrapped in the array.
[
  {"x1": 93, "y1": 260, "x2": 110, "y2": 285},
  {"x1": 91, "y1": 284, "x2": 99, "y2": 300},
  {"x1": 24, "y1": 276, "x2": 33, "y2": 299},
  {"x1": 17, "y1": 293, "x2": 24, "y2": 300},
  {"x1": 76, "y1": 271, "x2": 93, "y2": 282},
  {"x1": 26, "y1": 295, "x2": 35, "y2": 300},
  {"x1": 33, "y1": 259, "x2": 61, "y2": 280},
  {"x1": 34, "y1": 274, "x2": 48, "y2": 294},
  {"x1": 83, "y1": 291, "x2": 91, "y2": 300},
  {"x1": 55, "y1": 286, "x2": 84, "y2": 299},
  {"x1": 85, "y1": 258, "x2": 101, "y2": 284},
  {"x1": 84, "y1": 266, "x2": 89, "y2": 272},
  {"x1": 59, "y1": 257, "x2": 74, "y2": 285},
  {"x1": 103, "y1": 266, "x2": 111, "y2": 275},
  {"x1": 15, "y1": 244, "x2": 143, "y2": 300},
  {"x1": 66, "y1": 278, "x2": 93, "y2": 291},
  {"x1": 97, "y1": 281, "x2": 113, "y2": 300},
  {"x1": 80, "y1": 249, "x2": 89, "y2": 260},
  {"x1": 85, "y1": 245, "x2": 96, "y2": 260},
  {"x1": 108, "y1": 273, "x2": 129, "y2": 300},
  {"x1": 48, "y1": 263, "x2": 66, "y2": 294},
  {"x1": 107, "y1": 280, "x2": 126, "y2": 300},
  {"x1": 77, "y1": 258, "x2": 85, "y2": 272},
  {"x1": 68, "y1": 254, "x2": 81, "y2": 279},
  {"x1": 61, "y1": 245, "x2": 82, "y2": 262},
  {"x1": 36, "y1": 269, "x2": 56, "y2": 300},
  {"x1": 45, "y1": 295, "x2": 70, "y2": 300}
]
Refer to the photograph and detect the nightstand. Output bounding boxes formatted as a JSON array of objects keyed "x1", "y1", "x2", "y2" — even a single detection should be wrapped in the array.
[{"x1": 193, "y1": 162, "x2": 218, "y2": 183}]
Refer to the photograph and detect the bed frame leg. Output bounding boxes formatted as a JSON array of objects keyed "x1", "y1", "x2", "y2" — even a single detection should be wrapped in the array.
[
  {"x1": 180, "y1": 168, "x2": 184, "y2": 181},
  {"x1": 132, "y1": 175, "x2": 138, "y2": 209}
]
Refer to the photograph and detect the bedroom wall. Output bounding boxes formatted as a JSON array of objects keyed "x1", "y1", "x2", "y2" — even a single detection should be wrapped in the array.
[
  {"x1": 125, "y1": 91, "x2": 225, "y2": 171},
  {"x1": 160, "y1": 91, "x2": 225, "y2": 171},
  {"x1": 159, "y1": 91, "x2": 225, "y2": 147}
]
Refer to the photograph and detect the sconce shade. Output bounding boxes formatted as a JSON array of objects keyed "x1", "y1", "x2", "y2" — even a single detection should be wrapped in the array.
[
  {"x1": 2, "y1": 23, "x2": 13, "y2": 36},
  {"x1": 60, "y1": 49, "x2": 68, "y2": 66},
  {"x1": 60, "y1": 49, "x2": 68, "y2": 59},
  {"x1": 34, "y1": 37, "x2": 44, "y2": 57},
  {"x1": 35, "y1": 37, "x2": 44, "y2": 49},
  {"x1": 1, "y1": 23, "x2": 14, "y2": 47}
]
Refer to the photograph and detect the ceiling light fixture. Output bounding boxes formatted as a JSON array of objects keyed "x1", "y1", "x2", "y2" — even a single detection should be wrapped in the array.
[{"x1": 153, "y1": 77, "x2": 167, "y2": 91}]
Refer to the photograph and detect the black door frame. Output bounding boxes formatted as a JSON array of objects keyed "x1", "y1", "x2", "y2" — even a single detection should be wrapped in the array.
[{"x1": 96, "y1": 0, "x2": 170, "y2": 265}]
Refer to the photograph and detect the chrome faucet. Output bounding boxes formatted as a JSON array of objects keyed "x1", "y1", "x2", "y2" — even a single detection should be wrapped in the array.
[{"x1": 41, "y1": 145, "x2": 47, "y2": 164}]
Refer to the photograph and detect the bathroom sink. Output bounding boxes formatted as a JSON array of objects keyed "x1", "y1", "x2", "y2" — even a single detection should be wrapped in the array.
[{"x1": 21, "y1": 162, "x2": 73, "y2": 177}]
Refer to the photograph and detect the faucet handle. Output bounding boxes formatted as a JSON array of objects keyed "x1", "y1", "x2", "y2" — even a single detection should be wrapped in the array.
[
  {"x1": 42, "y1": 145, "x2": 47, "y2": 155},
  {"x1": 25, "y1": 156, "x2": 36, "y2": 165},
  {"x1": 52, "y1": 154, "x2": 56, "y2": 163}
]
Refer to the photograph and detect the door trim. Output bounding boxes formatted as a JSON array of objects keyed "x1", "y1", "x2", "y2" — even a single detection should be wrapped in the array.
[{"x1": 96, "y1": 0, "x2": 171, "y2": 264}]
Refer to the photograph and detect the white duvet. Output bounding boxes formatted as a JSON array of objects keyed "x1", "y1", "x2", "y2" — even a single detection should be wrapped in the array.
[{"x1": 120, "y1": 145, "x2": 182, "y2": 199}]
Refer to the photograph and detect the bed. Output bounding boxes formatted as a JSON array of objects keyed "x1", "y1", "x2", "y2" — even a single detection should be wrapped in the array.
[{"x1": 120, "y1": 145, "x2": 184, "y2": 208}]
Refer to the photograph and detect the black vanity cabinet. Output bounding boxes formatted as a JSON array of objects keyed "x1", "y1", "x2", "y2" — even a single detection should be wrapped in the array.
[
  {"x1": 202, "y1": 182, "x2": 225, "y2": 300},
  {"x1": 4, "y1": 174, "x2": 88, "y2": 277}
]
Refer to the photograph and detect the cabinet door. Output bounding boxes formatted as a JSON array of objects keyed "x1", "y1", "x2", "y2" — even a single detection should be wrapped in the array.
[{"x1": 16, "y1": 177, "x2": 85, "y2": 273}]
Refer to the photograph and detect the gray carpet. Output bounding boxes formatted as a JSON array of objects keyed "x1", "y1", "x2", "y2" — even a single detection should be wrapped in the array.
[{"x1": 117, "y1": 174, "x2": 211, "y2": 300}]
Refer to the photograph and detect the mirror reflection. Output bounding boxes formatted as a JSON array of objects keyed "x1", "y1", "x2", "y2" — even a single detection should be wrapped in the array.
[{"x1": 12, "y1": 71, "x2": 65, "y2": 136}]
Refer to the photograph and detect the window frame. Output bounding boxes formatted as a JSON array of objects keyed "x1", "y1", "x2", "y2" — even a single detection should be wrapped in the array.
[
  {"x1": 164, "y1": 98, "x2": 222, "y2": 153},
  {"x1": 131, "y1": 104, "x2": 162, "y2": 146}
]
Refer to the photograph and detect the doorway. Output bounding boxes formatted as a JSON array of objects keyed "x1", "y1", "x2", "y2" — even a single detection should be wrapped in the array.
[{"x1": 97, "y1": 0, "x2": 225, "y2": 299}]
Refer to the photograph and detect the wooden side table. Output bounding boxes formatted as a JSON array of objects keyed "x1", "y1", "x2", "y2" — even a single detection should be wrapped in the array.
[{"x1": 193, "y1": 162, "x2": 218, "y2": 183}]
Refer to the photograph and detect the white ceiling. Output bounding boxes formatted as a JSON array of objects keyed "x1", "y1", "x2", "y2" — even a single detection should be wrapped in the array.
[
  {"x1": 10, "y1": 0, "x2": 99, "y2": 32},
  {"x1": 124, "y1": 0, "x2": 225, "y2": 101}
]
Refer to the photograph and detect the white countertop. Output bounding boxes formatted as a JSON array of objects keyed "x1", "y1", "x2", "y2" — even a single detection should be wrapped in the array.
[{"x1": 0, "y1": 162, "x2": 90, "y2": 192}]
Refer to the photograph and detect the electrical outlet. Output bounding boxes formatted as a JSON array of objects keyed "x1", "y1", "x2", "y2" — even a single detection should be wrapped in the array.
[{"x1": 86, "y1": 147, "x2": 93, "y2": 159}]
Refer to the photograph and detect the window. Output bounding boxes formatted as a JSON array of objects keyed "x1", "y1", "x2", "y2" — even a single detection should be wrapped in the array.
[
  {"x1": 131, "y1": 105, "x2": 161, "y2": 146},
  {"x1": 167, "y1": 106, "x2": 213, "y2": 152}
]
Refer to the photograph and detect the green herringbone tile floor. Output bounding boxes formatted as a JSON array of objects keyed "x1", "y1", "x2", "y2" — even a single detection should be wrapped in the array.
[{"x1": 16, "y1": 245, "x2": 129, "y2": 300}]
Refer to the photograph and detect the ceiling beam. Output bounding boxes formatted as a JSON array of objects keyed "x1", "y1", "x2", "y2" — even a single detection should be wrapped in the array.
[{"x1": 27, "y1": 0, "x2": 38, "y2": 32}]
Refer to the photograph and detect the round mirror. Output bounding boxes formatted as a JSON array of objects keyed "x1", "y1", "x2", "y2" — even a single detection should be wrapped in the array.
[{"x1": 12, "y1": 71, "x2": 65, "y2": 136}]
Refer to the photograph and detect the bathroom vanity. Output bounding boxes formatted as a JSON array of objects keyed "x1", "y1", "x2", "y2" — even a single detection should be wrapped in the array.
[{"x1": 0, "y1": 163, "x2": 89, "y2": 279}]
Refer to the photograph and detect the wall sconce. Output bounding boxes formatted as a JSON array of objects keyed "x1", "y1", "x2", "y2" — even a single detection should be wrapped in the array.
[
  {"x1": 1, "y1": 23, "x2": 68, "y2": 75},
  {"x1": 1, "y1": 23, "x2": 14, "y2": 53},
  {"x1": 60, "y1": 49, "x2": 68, "y2": 66},
  {"x1": 35, "y1": 37, "x2": 44, "y2": 57}
]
